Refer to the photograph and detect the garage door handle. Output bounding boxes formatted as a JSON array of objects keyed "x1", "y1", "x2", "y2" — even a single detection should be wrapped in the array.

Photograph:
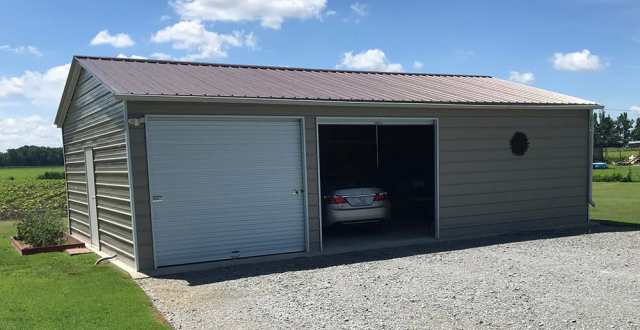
[{"x1": 152, "y1": 195, "x2": 164, "y2": 202}]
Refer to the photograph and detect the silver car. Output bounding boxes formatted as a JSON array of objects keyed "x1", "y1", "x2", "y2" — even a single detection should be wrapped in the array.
[{"x1": 323, "y1": 187, "x2": 391, "y2": 227}]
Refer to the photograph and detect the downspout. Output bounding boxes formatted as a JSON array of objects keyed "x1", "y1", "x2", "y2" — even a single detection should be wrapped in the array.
[{"x1": 588, "y1": 110, "x2": 595, "y2": 208}]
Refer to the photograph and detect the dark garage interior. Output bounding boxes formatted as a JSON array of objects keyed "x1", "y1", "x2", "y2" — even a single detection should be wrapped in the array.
[{"x1": 318, "y1": 123, "x2": 436, "y2": 251}]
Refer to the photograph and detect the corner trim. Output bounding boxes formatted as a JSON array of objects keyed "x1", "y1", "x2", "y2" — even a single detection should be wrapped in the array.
[{"x1": 123, "y1": 101, "x2": 141, "y2": 271}]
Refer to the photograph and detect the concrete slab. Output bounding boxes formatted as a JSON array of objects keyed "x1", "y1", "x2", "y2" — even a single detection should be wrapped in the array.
[
  {"x1": 65, "y1": 247, "x2": 92, "y2": 255},
  {"x1": 322, "y1": 219, "x2": 435, "y2": 255}
]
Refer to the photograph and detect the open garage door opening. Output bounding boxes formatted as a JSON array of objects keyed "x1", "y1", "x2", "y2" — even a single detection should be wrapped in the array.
[{"x1": 318, "y1": 119, "x2": 437, "y2": 252}]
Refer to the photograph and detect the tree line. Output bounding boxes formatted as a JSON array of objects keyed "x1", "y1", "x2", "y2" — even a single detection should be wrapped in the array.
[
  {"x1": 0, "y1": 112, "x2": 637, "y2": 167},
  {"x1": 593, "y1": 111, "x2": 640, "y2": 148},
  {"x1": 0, "y1": 146, "x2": 64, "y2": 167}
]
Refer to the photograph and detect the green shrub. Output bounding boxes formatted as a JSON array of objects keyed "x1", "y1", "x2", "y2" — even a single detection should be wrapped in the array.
[
  {"x1": 624, "y1": 168, "x2": 633, "y2": 182},
  {"x1": 37, "y1": 171, "x2": 65, "y2": 180},
  {"x1": 15, "y1": 209, "x2": 66, "y2": 247},
  {"x1": 593, "y1": 172, "x2": 633, "y2": 182}
]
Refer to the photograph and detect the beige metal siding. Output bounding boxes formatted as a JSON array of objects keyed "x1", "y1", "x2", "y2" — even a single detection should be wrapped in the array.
[
  {"x1": 62, "y1": 69, "x2": 134, "y2": 267},
  {"x1": 127, "y1": 101, "x2": 589, "y2": 271}
]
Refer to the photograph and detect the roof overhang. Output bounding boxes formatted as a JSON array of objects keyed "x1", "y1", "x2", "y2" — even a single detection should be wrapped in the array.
[
  {"x1": 55, "y1": 57, "x2": 121, "y2": 127},
  {"x1": 118, "y1": 94, "x2": 604, "y2": 111},
  {"x1": 54, "y1": 58, "x2": 82, "y2": 127}
]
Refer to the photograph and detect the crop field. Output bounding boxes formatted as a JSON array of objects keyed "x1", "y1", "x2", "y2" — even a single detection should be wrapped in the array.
[
  {"x1": 0, "y1": 166, "x2": 64, "y2": 181},
  {"x1": 0, "y1": 166, "x2": 66, "y2": 220}
]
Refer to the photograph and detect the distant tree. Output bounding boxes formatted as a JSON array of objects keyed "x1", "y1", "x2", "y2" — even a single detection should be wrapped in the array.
[
  {"x1": 632, "y1": 118, "x2": 640, "y2": 141},
  {"x1": 614, "y1": 113, "x2": 633, "y2": 147},
  {"x1": 593, "y1": 112, "x2": 600, "y2": 146},
  {"x1": 594, "y1": 110, "x2": 616, "y2": 148},
  {"x1": 0, "y1": 146, "x2": 63, "y2": 167}
]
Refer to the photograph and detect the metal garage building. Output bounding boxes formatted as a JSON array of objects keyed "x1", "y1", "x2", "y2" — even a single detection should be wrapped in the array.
[{"x1": 55, "y1": 56, "x2": 602, "y2": 274}]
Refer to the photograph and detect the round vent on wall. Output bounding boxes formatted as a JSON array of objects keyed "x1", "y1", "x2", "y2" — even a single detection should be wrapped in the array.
[{"x1": 510, "y1": 132, "x2": 529, "y2": 156}]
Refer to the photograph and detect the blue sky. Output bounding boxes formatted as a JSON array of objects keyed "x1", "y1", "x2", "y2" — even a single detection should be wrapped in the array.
[{"x1": 1, "y1": 0, "x2": 639, "y2": 150}]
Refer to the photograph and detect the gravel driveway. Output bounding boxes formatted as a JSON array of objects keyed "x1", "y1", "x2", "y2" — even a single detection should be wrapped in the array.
[{"x1": 138, "y1": 225, "x2": 640, "y2": 329}]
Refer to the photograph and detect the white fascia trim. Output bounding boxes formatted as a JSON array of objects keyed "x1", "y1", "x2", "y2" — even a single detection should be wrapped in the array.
[
  {"x1": 54, "y1": 61, "x2": 83, "y2": 127},
  {"x1": 116, "y1": 94, "x2": 604, "y2": 110}
]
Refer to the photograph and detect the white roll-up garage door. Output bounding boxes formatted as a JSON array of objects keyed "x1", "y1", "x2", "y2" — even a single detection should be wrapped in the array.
[{"x1": 146, "y1": 116, "x2": 307, "y2": 267}]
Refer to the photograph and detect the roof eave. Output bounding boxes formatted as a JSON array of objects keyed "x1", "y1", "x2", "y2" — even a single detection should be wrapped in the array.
[{"x1": 116, "y1": 94, "x2": 604, "y2": 110}]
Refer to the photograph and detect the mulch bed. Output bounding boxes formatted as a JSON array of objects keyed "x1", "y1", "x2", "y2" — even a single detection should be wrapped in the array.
[{"x1": 11, "y1": 234, "x2": 85, "y2": 255}]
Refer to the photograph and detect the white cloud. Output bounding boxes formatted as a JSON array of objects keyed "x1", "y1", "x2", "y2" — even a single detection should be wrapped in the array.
[
  {"x1": 412, "y1": 61, "x2": 424, "y2": 70},
  {"x1": 0, "y1": 76, "x2": 22, "y2": 97},
  {"x1": 631, "y1": 105, "x2": 640, "y2": 115},
  {"x1": 552, "y1": 49, "x2": 603, "y2": 71},
  {"x1": 0, "y1": 64, "x2": 70, "y2": 150},
  {"x1": 90, "y1": 30, "x2": 135, "y2": 48},
  {"x1": 454, "y1": 49, "x2": 476, "y2": 61},
  {"x1": 152, "y1": 20, "x2": 254, "y2": 60},
  {"x1": 0, "y1": 64, "x2": 70, "y2": 105},
  {"x1": 116, "y1": 53, "x2": 147, "y2": 59},
  {"x1": 509, "y1": 71, "x2": 535, "y2": 84},
  {"x1": 0, "y1": 45, "x2": 42, "y2": 57},
  {"x1": 338, "y1": 49, "x2": 403, "y2": 72},
  {"x1": 325, "y1": 10, "x2": 337, "y2": 16},
  {"x1": 0, "y1": 115, "x2": 61, "y2": 151},
  {"x1": 116, "y1": 53, "x2": 176, "y2": 61},
  {"x1": 350, "y1": 3, "x2": 368, "y2": 16},
  {"x1": 173, "y1": 0, "x2": 327, "y2": 29},
  {"x1": 0, "y1": 101, "x2": 24, "y2": 108},
  {"x1": 150, "y1": 52, "x2": 174, "y2": 60}
]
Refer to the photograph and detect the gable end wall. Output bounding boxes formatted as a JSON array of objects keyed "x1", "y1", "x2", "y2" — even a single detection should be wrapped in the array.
[{"x1": 62, "y1": 69, "x2": 135, "y2": 268}]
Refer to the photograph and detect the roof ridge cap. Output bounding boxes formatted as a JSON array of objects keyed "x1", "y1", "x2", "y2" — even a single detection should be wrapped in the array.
[{"x1": 73, "y1": 55, "x2": 493, "y2": 78}]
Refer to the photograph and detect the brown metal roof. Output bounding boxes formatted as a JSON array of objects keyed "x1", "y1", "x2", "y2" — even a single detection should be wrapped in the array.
[{"x1": 73, "y1": 56, "x2": 599, "y2": 107}]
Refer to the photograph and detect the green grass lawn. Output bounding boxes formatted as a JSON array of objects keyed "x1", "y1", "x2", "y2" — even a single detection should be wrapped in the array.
[
  {"x1": 0, "y1": 221, "x2": 168, "y2": 329},
  {"x1": 591, "y1": 182, "x2": 640, "y2": 224},
  {"x1": 0, "y1": 166, "x2": 64, "y2": 181},
  {"x1": 593, "y1": 165, "x2": 640, "y2": 182}
]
